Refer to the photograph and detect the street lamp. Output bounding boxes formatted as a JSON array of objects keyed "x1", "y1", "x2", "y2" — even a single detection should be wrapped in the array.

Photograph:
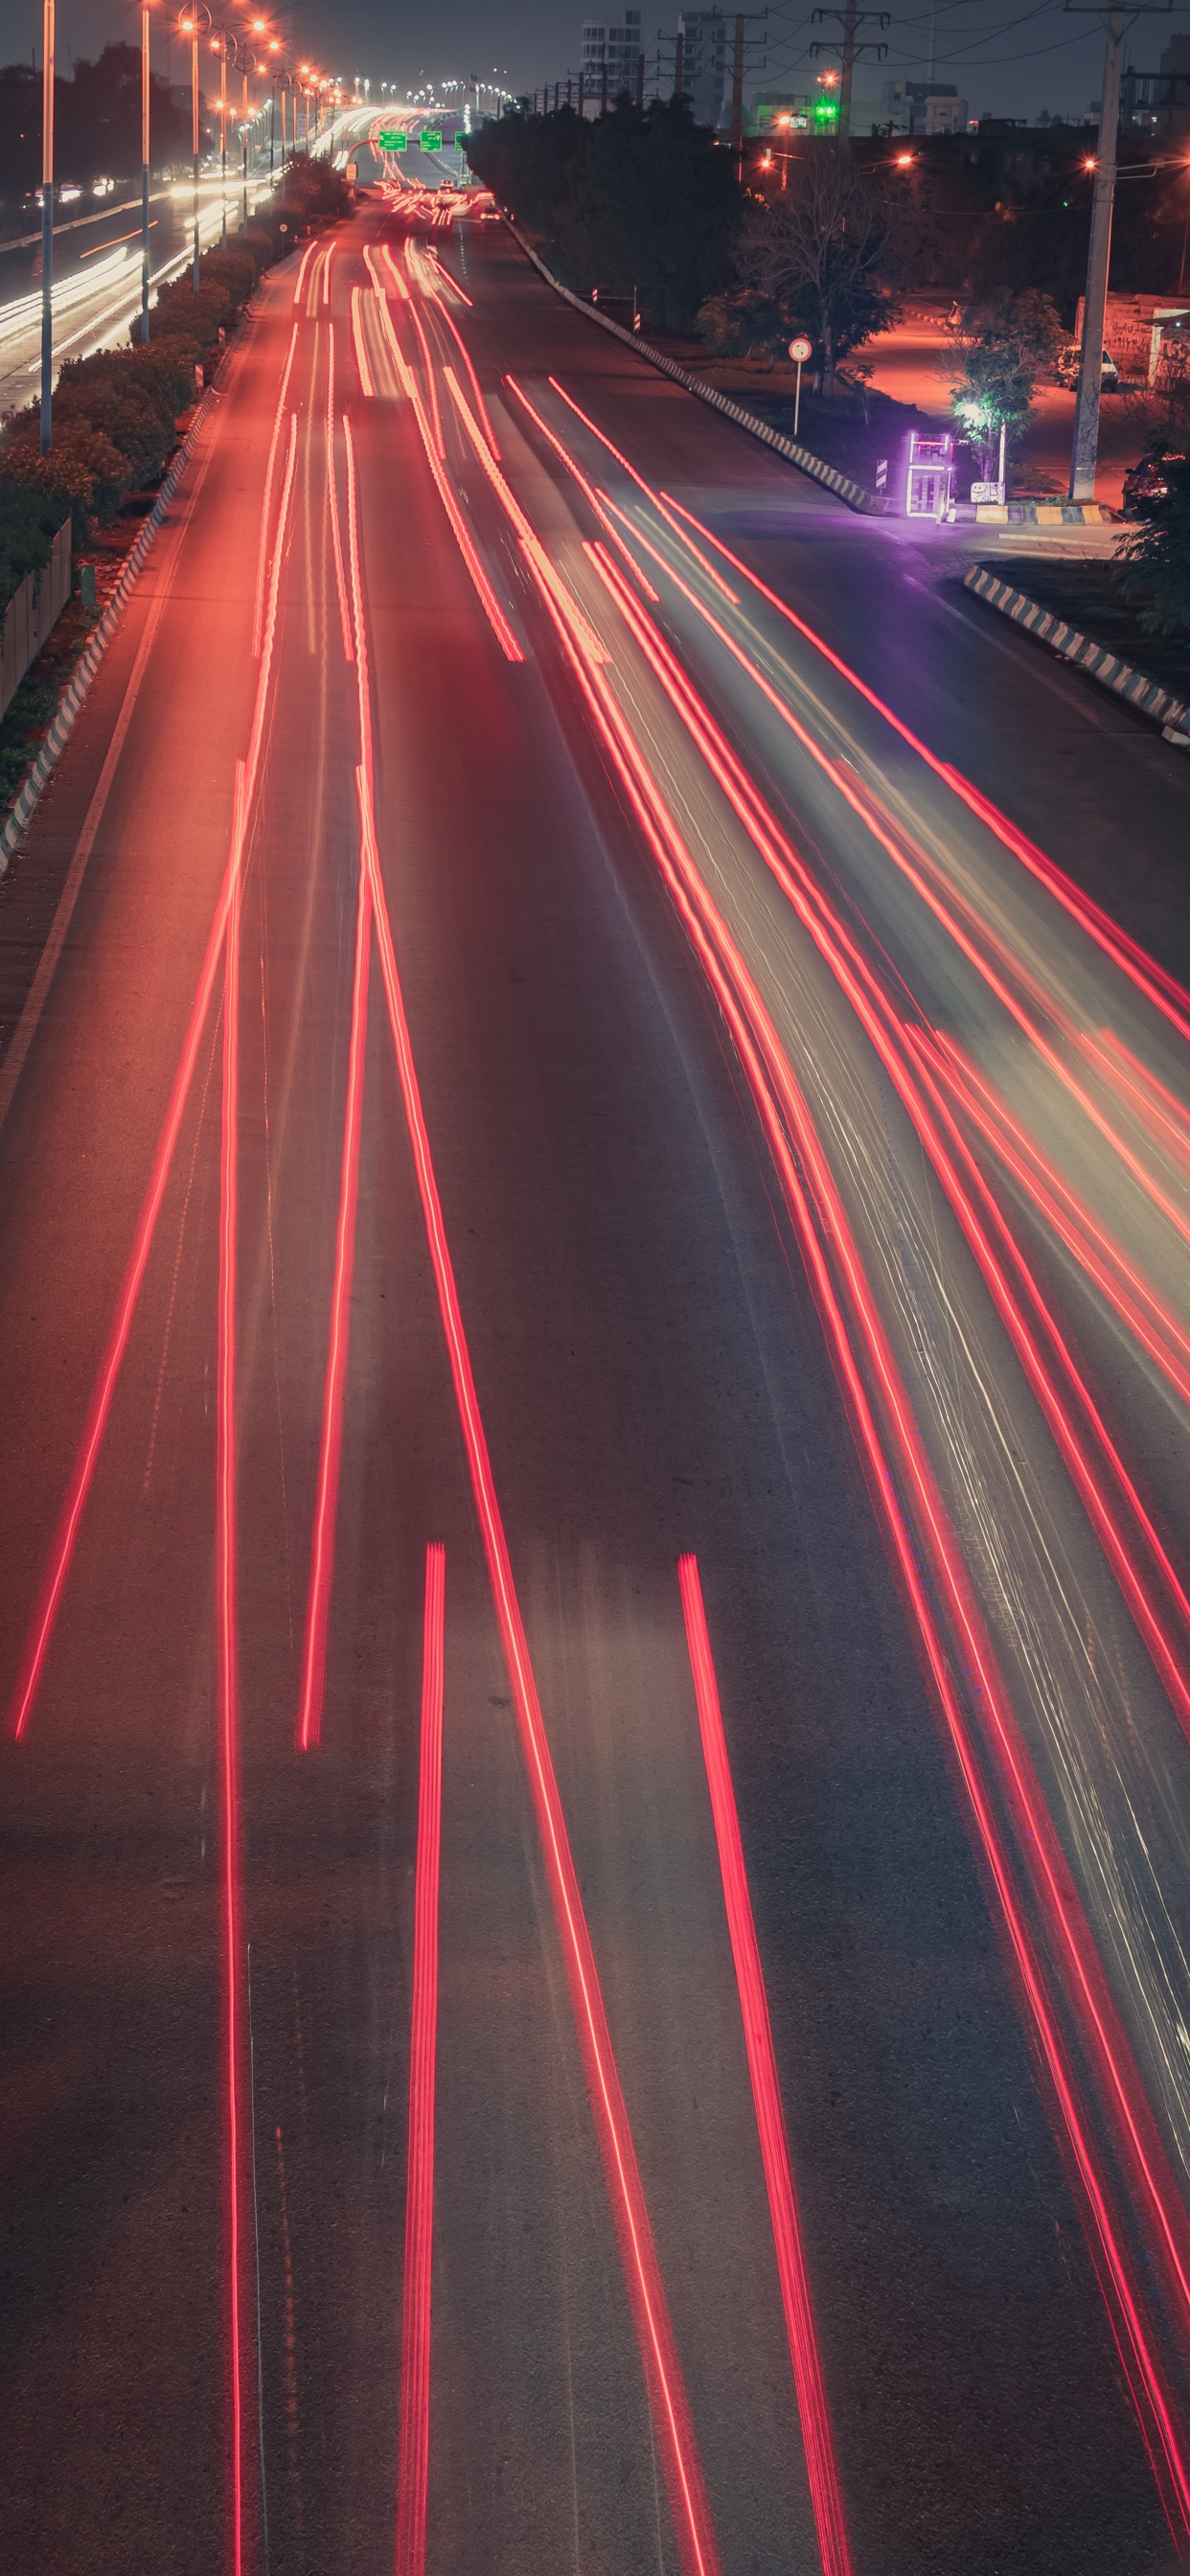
[
  {"x1": 140, "y1": 0, "x2": 152, "y2": 343},
  {"x1": 177, "y1": 6, "x2": 211, "y2": 289},
  {"x1": 40, "y1": 0, "x2": 54, "y2": 452}
]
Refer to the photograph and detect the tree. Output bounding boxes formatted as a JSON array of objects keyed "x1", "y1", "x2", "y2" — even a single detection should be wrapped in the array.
[
  {"x1": 946, "y1": 288, "x2": 1063, "y2": 481},
  {"x1": 555, "y1": 99, "x2": 739, "y2": 330},
  {"x1": 729, "y1": 142, "x2": 895, "y2": 395},
  {"x1": 1121, "y1": 457, "x2": 1190, "y2": 637}
]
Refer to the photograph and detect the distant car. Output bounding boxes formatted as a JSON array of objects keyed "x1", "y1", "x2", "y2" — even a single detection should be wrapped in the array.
[
  {"x1": 1056, "y1": 342, "x2": 1119, "y2": 390},
  {"x1": 1122, "y1": 449, "x2": 1186, "y2": 518}
]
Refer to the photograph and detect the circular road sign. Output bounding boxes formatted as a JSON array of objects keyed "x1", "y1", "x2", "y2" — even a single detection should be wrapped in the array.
[{"x1": 789, "y1": 336, "x2": 812, "y2": 363}]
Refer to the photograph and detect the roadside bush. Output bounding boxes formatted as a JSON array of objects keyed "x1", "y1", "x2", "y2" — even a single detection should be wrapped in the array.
[
  {"x1": 1121, "y1": 458, "x2": 1190, "y2": 636},
  {"x1": 0, "y1": 427, "x2": 127, "y2": 540}
]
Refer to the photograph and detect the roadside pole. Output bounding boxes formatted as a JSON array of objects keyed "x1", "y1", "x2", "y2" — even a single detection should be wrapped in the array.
[
  {"x1": 40, "y1": 0, "x2": 54, "y2": 454},
  {"x1": 1067, "y1": 0, "x2": 1170, "y2": 500},
  {"x1": 141, "y1": 1, "x2": 151, "y2": 343}
]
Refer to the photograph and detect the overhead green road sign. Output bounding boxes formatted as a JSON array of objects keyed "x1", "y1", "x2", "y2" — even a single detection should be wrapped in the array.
[
  {"x1": 378, "y1": 126, "x2": 403, "y2": 149},
  {"x1": 421, "y1": 127, "x2": 442, "y2": 150}
]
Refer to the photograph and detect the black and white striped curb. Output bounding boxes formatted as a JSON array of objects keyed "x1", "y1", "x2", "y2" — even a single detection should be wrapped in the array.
[
  {"x1": 508, "y1": 227, "x2": 892, "y2": 518},
  {"x1": 963, "y1": 562, "x2": 1190, "y2": 742},
  {"x1": 0, "y1": 387, "x2": 216, "y2": 869}
]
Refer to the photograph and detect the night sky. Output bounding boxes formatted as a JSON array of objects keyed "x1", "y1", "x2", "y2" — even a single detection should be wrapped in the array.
[{"x1": 4, "y1": 0, "x2": 1189, "y2": 138}]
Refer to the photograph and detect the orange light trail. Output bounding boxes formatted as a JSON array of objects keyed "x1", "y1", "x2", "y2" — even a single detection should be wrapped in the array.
[
  {"x1": 291, "y1": 235, "x2": 318, "y2": 309},
  {"x1": 369, "y1": 318, "x2": 521, "y2": 660},
  {"x1": 679, "y1": 1555, "x2": 854, "y2": 2576},
  {"x1": 217, "y1": 751, "x2": 248, "y2": 2576},
  {"x1": 406, "y1": 297, "x2": 446, "y2": 458},
  {"x1": 8, "y1": 418, "x2": 299, "y2": 1746},
  {"x1": 296, "y1": 852, "x2": 371, "y2": 1751},
  {"x1": 395, "y1": 1543, "x2": 446, "y2": 2576},
  {"x1": 252, "y1": 325, "x2": 298, "y2": 657},
  {"x1": 351, "y1": 285, "x2": 376, "y2": 398},
  {"x1": 342, "y1": 454, "x2": 722, "y2": 2576},
  {"x1": 503, "y1": 374, "x2": 658, "y2": 597},
  {"x1": 326, "y1": 323, "x2": 355, "y2": 662}
]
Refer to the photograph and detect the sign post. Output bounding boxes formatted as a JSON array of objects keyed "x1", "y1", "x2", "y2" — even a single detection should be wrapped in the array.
[{"x1": 789, "y1": 336, "x2": 812, "y2": 439}]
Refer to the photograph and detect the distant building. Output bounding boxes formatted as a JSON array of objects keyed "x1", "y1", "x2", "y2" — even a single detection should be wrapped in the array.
[
  {"x1": 678, "y1": 10, "x2": 728, "y2": 127},
  {"x1": 881, "y1": 80, "x2": 969, "y2": 136},
  {"x1": 752, "y1": 91, "x2": 811, "y2": 133},
  {"x1": 581, "y1": 12, "x2": 643, "y2": 104},
  {"x1": 1122, "y1": 33, "x2": 1190, "y2": 138}
]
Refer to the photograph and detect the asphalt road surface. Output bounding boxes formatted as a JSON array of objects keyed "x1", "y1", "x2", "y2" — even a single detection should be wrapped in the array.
[{"x1": 2, "y1": 192, "x2": 1190, "y2": 2576}]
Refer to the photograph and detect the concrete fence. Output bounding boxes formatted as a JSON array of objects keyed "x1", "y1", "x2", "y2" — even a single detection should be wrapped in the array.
[{"x1": 1, "y1": 520, "x2": 72, "y2": 721}]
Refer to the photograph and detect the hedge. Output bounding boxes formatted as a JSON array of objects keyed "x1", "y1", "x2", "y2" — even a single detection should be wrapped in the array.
[{"x1": 0, "y1": 156, "x2": 350, "y2": 611}]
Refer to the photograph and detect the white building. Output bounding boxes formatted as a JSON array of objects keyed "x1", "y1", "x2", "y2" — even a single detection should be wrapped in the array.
[
  {"x1": 581, "y1": 12, "x2": 643, "y2": 102},
  {"x1": 678, "y1": 10, "x2": 728, "y2": 127},
  {"x1": 881, "y1": 80, "x2": 969, "y2": 135}
]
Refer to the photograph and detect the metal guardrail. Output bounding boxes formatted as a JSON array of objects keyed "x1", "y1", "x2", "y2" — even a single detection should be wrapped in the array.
[
  {"x1": 963, "y1": 561, "x2": 1190, "y2": 741},
  {"x1": 1, "y1": 519, "x2": 72, "y2": 721},
  {"x1": 508, "y1": 228, "x2": 893, "y2": 518}
]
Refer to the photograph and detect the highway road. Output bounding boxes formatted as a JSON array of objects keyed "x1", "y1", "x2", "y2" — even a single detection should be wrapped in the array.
[
  {"x1": 0, "y1": 114, "x2": 367, "y2": 417},
  {"x1": 2, "y1": 193, "x2": 1190, "y2": 2576}
]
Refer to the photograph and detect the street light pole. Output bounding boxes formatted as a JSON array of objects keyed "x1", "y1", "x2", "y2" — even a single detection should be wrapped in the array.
[
  {"x1": 40, "y1": 0, "x2": 54, "y2": 455},
  {"x1": 1069, "y1": 4, "x2": 1125, "y2": 498},
  {"x1": 141, "y1": 1, "x2": 151, "y2": 342},
  {"x1": 1067, "y1": 0, "x2": 1171, "y2": 500}
]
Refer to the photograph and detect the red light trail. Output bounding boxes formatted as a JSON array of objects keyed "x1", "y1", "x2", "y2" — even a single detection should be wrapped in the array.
[
  {"x1": 395, "y1": 1544, "x2": 446, "y2": 2576},
  {"x1": 217, "y1": 753, "x2": 248, "y2": 2576},
  {"x1": 9, "y1": 417, "x2": 298, "y2": 1747},
  {"x1": 679, "y1": 1556, "x2": 854, "y2": 2576},
  {"x1": 326, "y1": 323, "x2": 355, "y2": 663},
  {"x1": 296, "y1": 851, "x2": 372, "y2": 1753},
  {"x1": 342, "y1": 448, "x2": 723, "y2": 2576},
  {"x1": 509, "y1": 515, "x2": 1190, "y2": 2526}
]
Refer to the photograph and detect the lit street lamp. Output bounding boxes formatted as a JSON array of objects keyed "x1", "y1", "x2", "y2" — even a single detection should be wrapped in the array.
[
  {"x1": 40, "y1": 0, "x2": 54, "y2": 452},
  {"x1": 178, "y1": 6, "x2": 211, "y2": 290}
]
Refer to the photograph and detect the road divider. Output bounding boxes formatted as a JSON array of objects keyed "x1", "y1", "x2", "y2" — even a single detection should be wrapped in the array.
[{"x1": 964, "y1": 561, "x2": 1190, "y2": 742}]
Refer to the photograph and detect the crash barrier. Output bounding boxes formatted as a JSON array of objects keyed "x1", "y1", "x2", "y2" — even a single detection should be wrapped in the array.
[
  {"x1": 964, "y1": 561, "x2": 1190, "y2": 743},
  {"x1": 508, "y1": 227, "x2": 892, "y2": 518}
]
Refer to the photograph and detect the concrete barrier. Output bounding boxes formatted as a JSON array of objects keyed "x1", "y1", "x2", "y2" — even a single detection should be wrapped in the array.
[{"x1": 963, "y1": 561, "x2": 1189, "y2": 740}]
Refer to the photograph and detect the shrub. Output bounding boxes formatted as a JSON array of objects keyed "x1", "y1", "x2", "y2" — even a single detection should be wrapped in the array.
[
  {"x1": 1121, "y1": 457, "x2": 1190, "y2": 638},
  {"x1": 0, "y1": 427, "x2": 127, "y2": 536}
]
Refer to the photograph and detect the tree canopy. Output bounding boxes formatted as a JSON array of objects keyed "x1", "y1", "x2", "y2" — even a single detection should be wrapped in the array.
[
  {"x1": 946, "y1": 288, "x2": 1063, "y2": 478},
  {"x1": 721, "y1": 144, "x2": 896, "y2": 393},
  {"x1": 0, "y1": 47, "x2": 190, "y2": 197},
  {"x1": 464, "y1": 100, "x2": 740, "y2": 331}
]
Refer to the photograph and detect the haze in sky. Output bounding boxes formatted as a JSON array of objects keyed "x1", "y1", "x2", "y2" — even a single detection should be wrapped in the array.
[{"x1": 4, "y1": 0, "x2": 1189, "y2": 133}]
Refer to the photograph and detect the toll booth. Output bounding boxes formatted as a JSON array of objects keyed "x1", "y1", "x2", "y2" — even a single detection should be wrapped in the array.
[{"x1": 904, "y1": 430, "x2": 953, "y2": 518}]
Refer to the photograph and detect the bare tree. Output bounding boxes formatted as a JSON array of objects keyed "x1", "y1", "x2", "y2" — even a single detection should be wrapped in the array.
[{"x1": 733, "y1": 142, "x2": 895, "y2": 395}]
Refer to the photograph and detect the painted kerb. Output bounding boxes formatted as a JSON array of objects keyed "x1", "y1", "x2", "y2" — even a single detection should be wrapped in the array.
[
  {"x1": 508, "y1": 226, "x2": 892, "y2": 517},
  {"x1": 963, "y1": 561, "x2": 1190, "y2": 738}
]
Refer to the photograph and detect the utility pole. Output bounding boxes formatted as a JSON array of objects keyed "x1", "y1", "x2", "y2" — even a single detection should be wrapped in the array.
[
  {"x1": 636, "y1": 49, "x2": 645, "y2": 107},
  {"x1": 601, "y1": 47, "x2": 608, "y2": 113},
  {"x1": 1066, "y1": 0, "x2": 1170, "y2": 499},
  {"x1": 730, "y1": 13, "x2": 744, "y2": 169},
  {"x1": 812, "y1": 2, "x2": 888, "y2": 141},
  {"x1": 675, "y1": 29, "x2": 684, "y2": 99},
  {"x1": 40, "y1": 0, "x2": 54, "y2": 453}
]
